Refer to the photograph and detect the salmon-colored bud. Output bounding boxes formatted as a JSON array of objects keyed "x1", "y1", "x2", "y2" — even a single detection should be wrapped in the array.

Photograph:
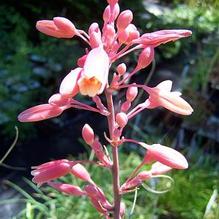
[
  {"x1": 18, "y1": 104, "x2": 64, "y2": 122},
  {"x1": 137, "y1": 46, "x2": 154, "y2": 70},
  {"x1": 103, "y1": 24, "x2": 116, "y2": 45},
  {"x1": 116, "y1": 63, "x2": 127, "y2": 75},
  {"x1": 82, "y1": 124, "x2": 95, "y2": 145},
  {"x1": 144, "y1": 80, "x2": 193, "y2": 115},
  {"x1": 150, "y1": 162, "x2": 172, "y2": 175},
  {"x1": 36, "y1": 17, "x2": 77, "y2": 38},
  {"x1": 92, "y1": 139, "x2": 112, "y2": 167},
  {"x1": 71, "y1": 163, "x2": 94, "y2": 184},
  {"x1": 78, "y1": 47, "x2": 109, "y2": 97},
  {"x1": 126, "y1": 85, "x2": 138, "y2": 102},
  {"x1": 121, "y1": 100, "x2": 131, "y2": 112},
  {"x1": 77, "y1": 54, "x2": 87, "y2": 67},
  {"x1": 117, "y1": 10, "x2": 133, "y2": 30},
  {"x1": 116, "y1": 112, "x2": 128, "y2": 128},
  {"x1": 103, "y1": 6, "x2": 111, "y2": 23},
  {"x1": 120, "y1": 202, "x2": 126, "y2": 217},
  {"x1": 126, "y1": 24, "x2": 140, "y2": 42},
  {"x1": 48, "y1": 93, "x2": 70, "y2": 106},
  {"x1": 48, "y1": 182, "x2": 86, "y2": 196},
  {"x1": 136, "y1": 29, "x2": 192, "y2": 47},
  {"x1": 31, "y1": 160, "x2": 72, "y2": 185},
  {"x1": 88, "y1": 23, "x2": 102, "y2": 48},
  {"x1": 59, "y1": 68, "x2": 82, "y2": 97},
  {"x1": 141, "y1": 143, "x2": 188, "y2": 169},
  {"x1": 118, "y1": 29, "x2": 129, "y2": 44},
  {"x1": 84, "y1": 185, "x2": 112, "y2": 211},
  {"x1": 107, "y1": 0, "x2": 118, "y2": 6},
  {"x1": 121, "y1": 171, "x2": 151, "y2": 191}
]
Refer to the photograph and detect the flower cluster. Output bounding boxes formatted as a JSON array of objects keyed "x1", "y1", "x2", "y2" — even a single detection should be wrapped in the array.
[{"x1": 18, "y1": 0, "x2": 193, "y2": 218}]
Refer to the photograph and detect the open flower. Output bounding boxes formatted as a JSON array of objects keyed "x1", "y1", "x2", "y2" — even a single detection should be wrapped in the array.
[
  {"x1": 78, "y1": 46, "x2": 109, "y2": 97},
  {"x1": 144, "y1": 80, "x2": 193, "y2": 115},
  {"x1": 36, "y1": 17, "x2": 78, "y2": 38}
]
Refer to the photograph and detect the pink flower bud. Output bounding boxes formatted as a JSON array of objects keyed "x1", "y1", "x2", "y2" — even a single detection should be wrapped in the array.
[
  {"x1": 141, "y1": 143, "x2": 188, "y2": 169},
  {"x1": 71, "y1": 163, "x2": 94, "y2": 184},
  {"x1": 84, "y1": 185, "x2": 112, "y2": 211},
  {"x1": 31, "y1": 159, "x2": 72, "y2": 185},
  {"x1": 77, "y1": 54, "x2": 87, "y2": 67},
  {"x1": 107, "y1": 0, "x2": 118, "y2": 6},
  {"x1": 18, "y1": 104, "x2": 64, "y2": 122},
  {"x1": 126, "y1": 85, "x2": 138, "y2": 102},
  {"x1": 103, "y1": 6, "x2": 111, "y2": 23},
  {"x1": 150, "y1": 162, "x2": 172, "y2": 175},
  {"x1": 88, "y1": 23, "x2": 102, "y2": 48},
  {"x1": 126, "y1": 24, "x2": 140, "y2": 42},
  {"x1": 36, "y1": 17, "x2": 78, "y2": 38},
  {"x1": 48, "y1": 182, "x2": 86, "y2": 196},
  {"x1": 121, "y1": 100, "x2": 131, "y2": 112},
  {"x1": 59, "y1": 68, "x2": 82, "y2": 97},
  {"x1": 116, "y1": 63, "x2": 127, "y2": 75},
  {"x1": 116, "y1": 112, "x2": 128, "y2": 128},
  {"x1": 103, "y1": 24, "x2": 116, "y2": 45},
  {"x1": 135, "y1": 29, "x2": 192, "y2": 47},
  {"x1": 117, "y1": 10, "x2": 133, "y2": 30},
  {"x1": 92, "y1": 139, "x2": 112, "y2": 167},
  {"x1": 82, "y1": 124, "x2": 95, "y2": 145},
  {"x1": 137, "y1": 47, "x2": 154, "y2": 70},
  {"x1": 118, "y1": 29, "x2": 129, "y2": 44},
  {"x1": 120, "y1": 202, "x2": 126, "y2": 217},
  {"x1": 48, "y1": 93, "x2": 70, "y2": 106},
  {"x1": 121, "y1": 171, "x2": 151, "y2": 191}
]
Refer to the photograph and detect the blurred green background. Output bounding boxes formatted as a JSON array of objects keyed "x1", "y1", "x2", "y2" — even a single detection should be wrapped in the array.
[{"x1": 0, "y1": 0, "x2": 218, "y2": 218}]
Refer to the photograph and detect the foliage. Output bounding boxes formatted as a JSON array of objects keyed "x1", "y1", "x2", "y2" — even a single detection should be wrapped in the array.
[{"x1": 3, "y1": 152, "x2": 218, "y2": 219}]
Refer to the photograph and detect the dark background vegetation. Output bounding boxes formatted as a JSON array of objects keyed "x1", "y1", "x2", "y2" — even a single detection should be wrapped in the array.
[{"x1": 0, "y1": 0, "x2": 218, "y2": 218}]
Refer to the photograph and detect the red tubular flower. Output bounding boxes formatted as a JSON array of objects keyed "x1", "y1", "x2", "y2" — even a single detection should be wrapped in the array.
[
  {"x1": 48, "y1": 182, "x2": 86, "y2": 196},
  {"x1": 31, "y1": 159, "x2": 73, "y2": 185},
  {"x1": 141, "y1": 143, "x2": 188, "y2": 169},
  {"x1": 135, "y1": 29, "x2": 192, "y2": 47},
  {"x1": 36, "y1": 17, "x2": 78, "y2": 38},
  {"x1": 18, "y1": 104, "x2": 64, "y2": 122}
]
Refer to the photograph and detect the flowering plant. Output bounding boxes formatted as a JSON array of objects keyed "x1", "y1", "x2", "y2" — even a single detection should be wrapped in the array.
[{"x1": 18, "y1": 0, "x2": 193, "y2": 218}]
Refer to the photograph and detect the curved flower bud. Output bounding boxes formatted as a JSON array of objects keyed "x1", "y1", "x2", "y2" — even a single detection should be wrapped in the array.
[
  {"x1": 135, "y1": 29, "x2": 192, "y2": 47},
  {"x1": 48, "y1": 93, "x2": 71, "y2": 106},
  {"x1": 84, "y1": 185, "x2": 112, "y2": 212},
  {"x1": 18, "y1": 104, "x2": 64, "y2": 122},
  {"x1": 126, "y1": 24, "x2": 140, "y2": 42},
  {"x1": 121, "y1": 171, "x2": 151, "y2": 191},
  {"x1": 117, "y1": 10, "x2": 133, "y2": 30},
  {"x1": 59, "y1": 68, "x2": 82, "y2": 97},
  {"x1": 71, "y1": 163, "x2": 94, "y2": 184},
  {"x1": 116, "y1": 63, "x2": 126, "y2": 75},
  {"x1": 121, "y1": 100, "x2": 131, "y2": 112},
  {"x1": 150, "y1": 162, "x2": 172, "y2": 175},
  {"x1": 136, "y1": 46, "x2": 154, "y2": 70},
  {"x1": 36, "y1": 17, "x2": 78, "y2": 38},
  {"x1": 126, "y1": 85, "x2": 138, "y2": 102},
  {"x1": 78, "y1": 47, "x2": 109, "y2": 97},
  {"x1": 31, "y1": 159, "x2": 73, "y2": 185},
  {"x1": 144, "y1": 80, "x2": 193, "y2": 115},
  {"x1": 82, "y1": 124, "x2": 95, "y2": 145},
  {"x1": 116, "y1": 112, "x2": 128, "y2": 128},
  {"x1": 141, "y1": 142, "x2": 188, "y2": 169},
  {"x1": 88, "y1": 23, "x2": 102, "y2": 48},
  {"x1": 48, "y1": 182, "x2": 86, "y2": 196}
]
